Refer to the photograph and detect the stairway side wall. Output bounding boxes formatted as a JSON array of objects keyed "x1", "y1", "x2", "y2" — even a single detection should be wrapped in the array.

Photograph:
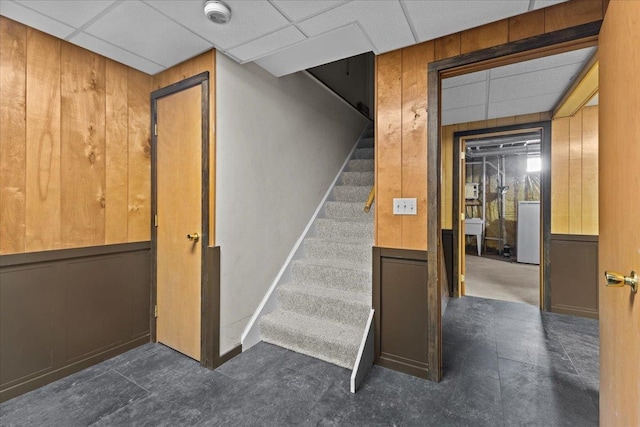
[{"x1": 215, "y1": 52, "x2": 369, "y2": 354}]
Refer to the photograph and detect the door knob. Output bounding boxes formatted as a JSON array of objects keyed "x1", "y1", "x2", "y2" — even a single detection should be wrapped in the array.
[
  {"x1": 186, "y1": 232, "x2": 200, "y2": 242},
  {"x1": 605, "y1": 271, "x2": 638, "y2": 293}
]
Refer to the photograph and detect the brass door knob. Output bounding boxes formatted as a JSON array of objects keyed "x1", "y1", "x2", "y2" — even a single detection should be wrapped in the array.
[
  {"x1": 186, "y1": 232, "x2": 200, "y2": 242},
  {"x1": 605, "y1": 271, "x2": 638, "y2": 293}
]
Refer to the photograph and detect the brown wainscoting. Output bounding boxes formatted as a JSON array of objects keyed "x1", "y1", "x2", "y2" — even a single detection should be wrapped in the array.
[
  {"x1": 0, "y1": 242, "x2": 151, "y2": 402},
  {"x1": 550, "y1": 234, "x2": 598, "y2": 319},
  {"x1": 373, "y1": 247, "x2": 429, "y2": 379},
  {"x1": 442, "y1": 230, "x2": 454, "y2": 297}
]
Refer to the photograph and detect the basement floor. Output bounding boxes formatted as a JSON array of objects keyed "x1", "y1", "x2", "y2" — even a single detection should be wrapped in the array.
[{"x1": 0, "y1": 296, "x2": 599, "y2": 426}]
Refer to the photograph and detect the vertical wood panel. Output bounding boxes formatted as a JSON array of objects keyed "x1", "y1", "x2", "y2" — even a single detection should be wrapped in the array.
[
  {"x1": 581, "y1": 105, "x2": 598, "y2": 235},
  {"x1": 568, "y1": 108, "x2": 583, "y2": 234},
  {"x1": 509, "y1": 9, "x2": 545, "y2": 42},
  {"x1": 25, "y1": 29, "x2": 61, "y2": 252},
  {"x1": 376, "y1": 52, "x2": 403, "y2": 248},
  {"x1": 441, "y1": 125, "x2": 455, "y2": 229},
  {"x1": 551, "y1": 117, "x2": 570, "y2": 233},
  {"x1": 105, "y1": 60, "x2": 129, "y2": 244},
  {"x1": 127, "y1": 68, "x2": 152, "y2": 242},
  {"x1": 401, "y1": 43, "x2": 433, "y2": 250},
  {"x1": 460, "y1": 20, "x2": 509, "y2": 54},
  {"x1": 0, "y1": 18, "x2": 27, "y2": 254},
  {"x1": 434, "y1": 34, "x2": 461, "y2": 60},
  {"x1": 60, "y1": 43, "x2": 106, "y2": 248},
  {"x1": 544, "y1": 0, "x2": 603, "y2": 33}
]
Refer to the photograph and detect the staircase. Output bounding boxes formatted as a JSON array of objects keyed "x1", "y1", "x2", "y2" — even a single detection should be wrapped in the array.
[{"x1": 260, "y1": 131, "x2": 374, "y2": 369}]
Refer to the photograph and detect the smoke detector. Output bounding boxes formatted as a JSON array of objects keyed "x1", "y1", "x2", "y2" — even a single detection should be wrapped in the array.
[{"x1": 204, "y1": 0, "x2": 231, "y2": 24}]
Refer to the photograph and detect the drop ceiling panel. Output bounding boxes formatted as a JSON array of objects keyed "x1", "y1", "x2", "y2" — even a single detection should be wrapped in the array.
[
  {"x1": 84, "y1": 1, "x2": 212, "y2": 67},
  {"x1": 0, "y1": 0, "x2": 75, "y2": 39},
  {"x1": 491, "y1": 47, "x2": 594, "y2": 78},
  {"x1": 488, "y1": 93, "x2": 560, "y2": 118},
  {"x1": 442, "y1": 70, "x2": 487, "y2": 89},
  {"x1": 228, "y1": 26, "x2": 306, "y2": 62},
  {"x1": 69, "y1": 32, "x2": 164, "y2": 75},
  {"x1": 402, "y1": 0, "x2": 528, "y2": 42},
  {"x1": 270, "y1": 0, "x2": 348, "y2": 22},
  {"x1": 145, "y1": 0, "x2": 290, "y2": 50},
  {"x1": 15, "y1": 0, "x2": 116, "y2": 28},
  {"x1": 255, "y1": 24, "x2": 372, "y2": 77},
  {"x1": 442, "y1": 105, "x2": 487, "y2": 126},
  {"x1": 298, "y1": 1, "x2": 414, "y2": 54},
  {"x1": 532, "y1": 0, "x2": 569, "y2": 10},
  {"x1": 489, "y1": 63, "x2": 582, "y2": 102},
  {"x1": 442, "y1": 82, "x2": 487, "y2": 111}
]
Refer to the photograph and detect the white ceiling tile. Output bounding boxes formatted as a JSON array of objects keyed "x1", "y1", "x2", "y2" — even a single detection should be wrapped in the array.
[
  {"x1": 402, "y1": 0, "x2": 528, "y2": 42},
  {"x1": 84, "y1": 1, "x2": 212, "y2": 67},
  {"x1": 298, "y1": 0, "x2": 414, "y2": 54},
  {"x1": 489, "y1": 63, "x2": 582, "y2": 103},
  {"x1": 255, "y1": 23, "x2": 371, "y2": 77},
  {"x1": 69, "y1": 32, "x2": 164, "y2": 75},
  {"x1": 228, "y1": 26, "x2": 306, "y2": 62},
  {"x1": 585, "y1": 92, "x2": 598, "y2": 107},
  {"x1": 270, "y1": 0, "x2": 348, "y2": 21},
  {"x1": 15, "y1": 0, "x2": 116, "y2": 28},
  {"x1": 442, "y1": 104, "x2": 487, "y2": 126},
  {"x1": 0, "y1": 0, "x2": 75, "y2": 39},
  {"x1": 491, "y1": 47, "x2": 594, "y2": 78},
  {"x1": 442, "y1": 70, "x2": 487, "y2": 89},
  {"x1": 144, "y1": 0, "x2": 289, "y2": 50},
  {"x1": 488, "y1": 93, "x2": 560, "y2": 119},
  {"x1": 532, "y1": 0, "x2": 569, "y2": 10},
  {"x1": 442, "y1": 81, "x2": 487, "y2": 111}
]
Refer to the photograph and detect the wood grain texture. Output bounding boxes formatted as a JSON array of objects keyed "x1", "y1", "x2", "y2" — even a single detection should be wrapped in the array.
[
  {"x1": 568, "y1": 108, "x2": 583, "y2": 234},
  {"x1": 580, "y1": 105, "x2": 598, "y2": 235},
  {"x1": 60, "y1": 43, "x2": 106, "y2": 248},
  {"x1": 401, "y1": 43, "x2": 433, "y2": 250},
  {"x1": 461, "y1": 20, "x2": 509, "y2": 54},
  {"x1": 127, "y1": 68, "x2": 152, "y2": 242},
  {"x1": 598, "y1": 2, "x2": 640, "y2": 424},
  {"x1": 551, "y1": 116, "x2": 570, "y2": 234},
  {"x1": 375, "y1": 52, "x2": 403, "y2": 249},
  {"x1": 0, "y1": 17, "x2": 27, "y2": 254},
  {"x1": 434, "y1": 34, "x2": 460, "y2": 61},
  {"x1": 545, "y1": 0, "x2": 603, "y2": 33},
  {"x1": 105, "y1": 60, "x2": 129, "y2": 244},
  {"x1": 509, "y1": 9, "x2": 545, "y2": 42},
  {"x1": 25, "y1": 29, "x2": 61, "y2": 252}
]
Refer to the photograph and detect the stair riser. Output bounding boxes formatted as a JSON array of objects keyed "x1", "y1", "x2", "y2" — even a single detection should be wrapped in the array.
[
  {"x1": 326, "y1": 202, "x2": 374, "y2": 220},
  {"x1": 353, "y1": 148, "x2": 374, "y2": 159},
  {"x1": 358, "y1": 137, "x2": 374, "y2": 148},
  {"x1": 292, "y1": 262, "x2": 370, "y2": 292},
  {"x1": 305, "y1": 239, "x2": 371, "y2": 265},
  {"x1": 278, "y1": 288, "x2": 370, "y2": 326},
  {"x1": 339, "y1": 172, "x2": 374, "y2": 186},
  {"x1": 346, "y1": 159, "x2": 374, "y2": 172},
  {"x1": 333, "y1": 186, "x2": 371, "y2": 202},
  {"x1": 261, "y1": 322, "x2": 356, "y2": 369},
  {"x1": 316, "y1": 219, "x2": 374, "y2": 240}
]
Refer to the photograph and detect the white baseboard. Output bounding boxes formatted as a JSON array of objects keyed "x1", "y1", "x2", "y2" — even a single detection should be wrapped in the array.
[{"x1": 350, "y1": 309, "x2": 375, "y2": 393}]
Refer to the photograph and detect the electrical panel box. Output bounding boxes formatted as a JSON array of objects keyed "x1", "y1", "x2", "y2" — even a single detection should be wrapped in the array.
[{"x1": 465, "y1": 183, "x2": 479, "y2": 200}]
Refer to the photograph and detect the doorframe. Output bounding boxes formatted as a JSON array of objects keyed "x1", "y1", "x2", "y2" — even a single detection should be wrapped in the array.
[
  {"x1": 426, "y1": 21, "x2": 601, "y2": 381},
  {"x1": 150, "y1": 72, "x2": 211, "y2": 366},
  {"x1": 451, "y1": 122, "x2": 552, "y2": 310}
]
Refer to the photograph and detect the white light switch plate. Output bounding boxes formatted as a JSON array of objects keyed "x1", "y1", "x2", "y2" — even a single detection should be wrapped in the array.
[{"x1": 393, "y1": 198, "x2": 417, "y2": 215}]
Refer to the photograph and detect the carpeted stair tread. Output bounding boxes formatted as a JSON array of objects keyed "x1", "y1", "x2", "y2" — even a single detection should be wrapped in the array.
[
  {"x1": 325, "y1": 201, "x2": 375, "y2": 220},
  {"x1": 333, "y1": 185, "x2": 372, "y2": 202},
  {"x1": 278, "y1": 282, "x2": 370, "y2": 325},
  {"x1": 358, "y1": 137, "x2": 374, "y2": 148},
  {"x1": 304, "y1": 236, "x2": 372, "y2": 264},
  {"x1": 315, "y1": 217, "x2": 374, "y2": 239},
  {"x1": 353, "y1": 148, "x2": 374, "y2": 159},
  {"x1": 292, "y1": 258, "x2": 370, "y2": 291},
  {"x1": 339, "y1": 171, "x2": 374, "y2": 186},
  {"x1": 261, "y1": 310, "x2": 361, "y2": 369},
  {"x1": 347, "y1": 159, "x2": 374, "y2": 172}
]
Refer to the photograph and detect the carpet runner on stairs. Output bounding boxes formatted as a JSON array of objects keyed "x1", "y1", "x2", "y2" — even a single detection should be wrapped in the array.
[{"x1": 260, "y1": 133, "x2": 374, "y2": 369}]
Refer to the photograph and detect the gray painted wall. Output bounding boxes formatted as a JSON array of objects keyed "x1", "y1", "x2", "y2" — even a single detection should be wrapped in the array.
[{"x1": 215, "y1": 52, "x2": 368, "y2": 353}]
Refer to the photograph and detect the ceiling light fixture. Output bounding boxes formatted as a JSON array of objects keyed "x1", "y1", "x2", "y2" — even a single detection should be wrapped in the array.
[{"x1": 204, "y1": 0, "x2": 232, "y2": 24}]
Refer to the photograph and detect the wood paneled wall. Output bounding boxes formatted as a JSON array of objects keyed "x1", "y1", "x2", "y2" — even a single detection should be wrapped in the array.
[
  {"x1": 153, "y1": 51, "x2": 216, "y2": 247},
  {"x1": 441, "y1": 113, "x2": 549, "y2": 229},
  {"x1": 0, "y1": 17, "x2": 152, "y2": 255},
  {"x1": 375, "y1": 0, "x2": 605, "y2": 250},
  {"x1": 551, "y1": 105, "x2": 598, "y2": 235}
]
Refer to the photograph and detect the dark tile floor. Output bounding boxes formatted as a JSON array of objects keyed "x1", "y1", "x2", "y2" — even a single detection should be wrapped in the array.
[{"x1": 0, "y1": 296, "x2": 599, "y2": 426}]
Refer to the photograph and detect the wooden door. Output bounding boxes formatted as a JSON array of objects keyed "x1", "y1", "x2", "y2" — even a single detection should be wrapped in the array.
[
  {"x1": 156, "y1": 85, "x2": 202, "y2": 361},
  {"x1": 599, "y1": 1, "x2": 640, "y2": 424}
]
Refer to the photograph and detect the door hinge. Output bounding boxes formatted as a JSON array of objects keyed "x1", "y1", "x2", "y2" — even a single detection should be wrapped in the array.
[
  {"x1": 154, "y1": 214, "x2": 158, "y2": 227},
  {"x1": 461, "y1": 213, "x2": 466, "y2": 220},
  {"x1": 154, "y1": 123, "x2": 158, "y2": 136},
  {"x1": 460, "y1": 151, "x2": 466, "y2": 160},
  {"x1": 461, "y1": 274, "x2": 465, "y2": 282},
  {"x1": 154, "y1": 305, "x2": 158, "y2": 318}
]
